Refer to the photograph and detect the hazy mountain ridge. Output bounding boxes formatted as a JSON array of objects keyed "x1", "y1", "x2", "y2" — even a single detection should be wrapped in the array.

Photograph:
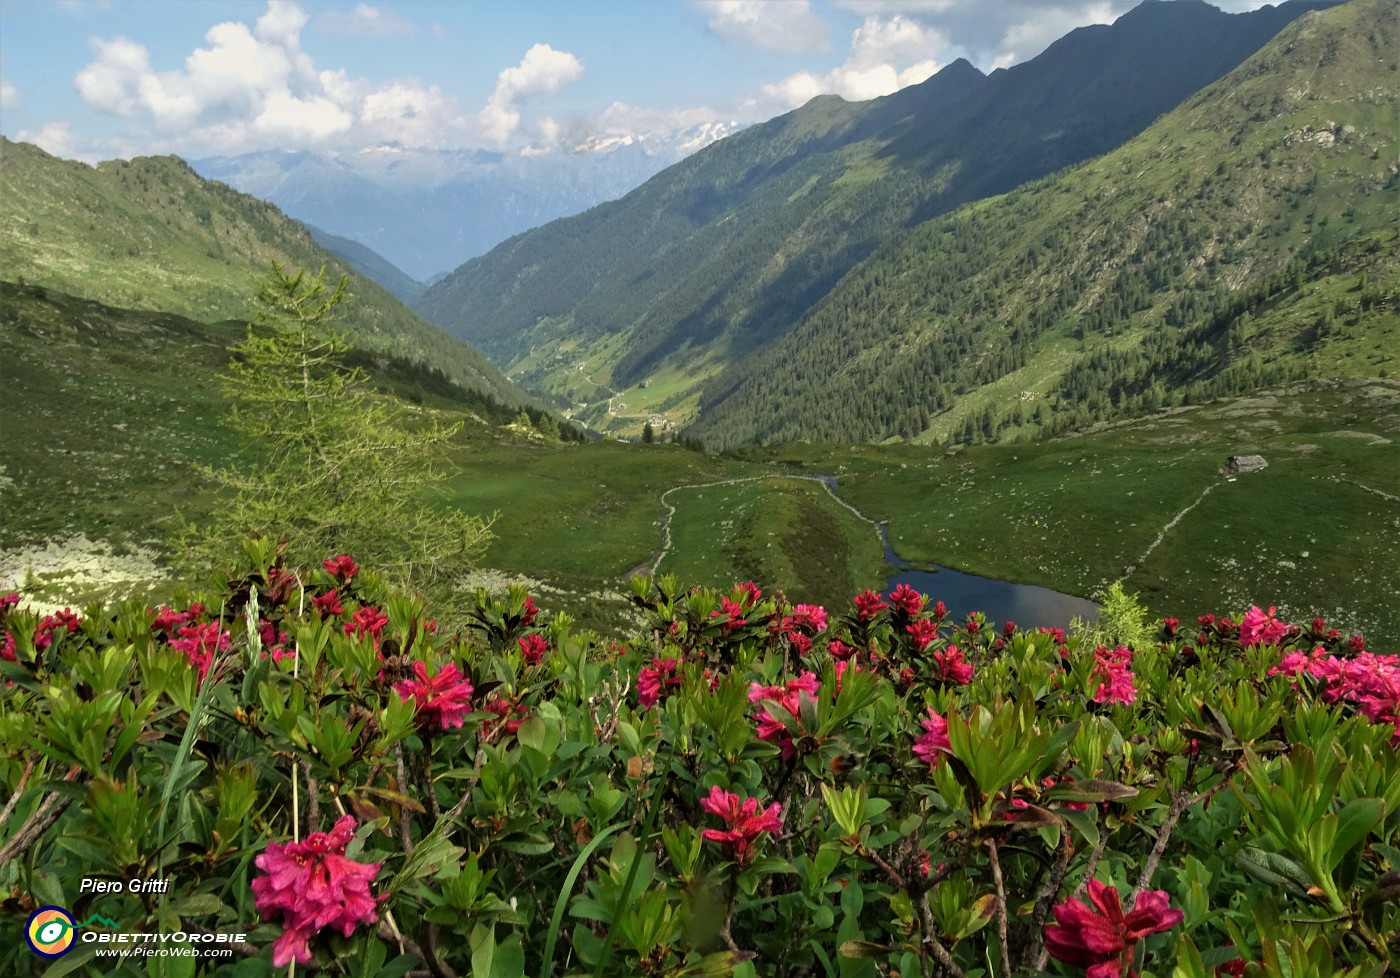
[
  {"x1": 0, "y1": 137, "x2": 525, "y2": 405},
  {"x1": 190, "y1": 122, "x2": 741, "y2": 281},
  {"x1": 305, "y1": 224, "x2": 425, "y2": 305},
  {"x1": 416, "y1": 0, "x2": 1348, "y2": 438}
]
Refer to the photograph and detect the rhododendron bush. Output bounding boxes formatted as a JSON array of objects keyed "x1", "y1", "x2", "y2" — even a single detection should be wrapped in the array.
[{"x1": 1, "y1": 541, "x2": 1396, "y2": 977}]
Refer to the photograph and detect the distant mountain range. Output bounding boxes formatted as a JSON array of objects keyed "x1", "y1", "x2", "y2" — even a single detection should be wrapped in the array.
[
  {"x1": 413, "y1": 0, "x2": 1393, "y2": 447},
  {"x1": 190, "y1": 122, "x2": 740, "y2": 282}
]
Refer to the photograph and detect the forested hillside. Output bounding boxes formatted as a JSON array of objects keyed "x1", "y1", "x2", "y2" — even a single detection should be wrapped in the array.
[
  {"x1": 691, "y1": 0, "x2": 1397, "y2": 447},
  {"x1": 417, "y1": 0, "x2": 1344, "y2": 439},
  {"x1": 0, "y1": 138, "x2": 521, "y2": 403}
]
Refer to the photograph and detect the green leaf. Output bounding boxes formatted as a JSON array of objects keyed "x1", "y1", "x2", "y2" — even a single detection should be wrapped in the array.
[
  {"x1": 838, "y1": 940, "x2": 897, "y2": 958},
  {"x1": 1328, "y1": 797, "x2": 1385, "y2": 871}
]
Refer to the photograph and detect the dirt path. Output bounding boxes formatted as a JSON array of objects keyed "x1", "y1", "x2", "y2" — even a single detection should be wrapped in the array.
[
  {"x1": 1121, "y1": 484, "x2": 1217, "y2": 579},
  {"x1": 644, "y1": 473, "x2": 883, "y2": 577}
]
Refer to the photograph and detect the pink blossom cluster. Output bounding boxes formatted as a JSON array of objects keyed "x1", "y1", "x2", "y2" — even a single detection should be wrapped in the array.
[
  {"x1": 394, "y1": 661, "x2": 474, "y2": 730},
  {"x1": 1045, "y1": 878, "x2": 1183, "y2": 978},
  {"x1": 1090, "y1": 646, "x2": 1137, "y2": 705},
  {"x1": 1238, "y1": 605, "x2": 1291, "y2": 648},
  {"x1": 749, "y1": 672, "x2": 821, "y2": 759},
  {"x1": 932, "y1": 644, "x2": 974, "y2": 685},
  {"x1": 480, "y1": 692, "x2": 529, "y2": 743},
  {"x1": 777, "y1": 603, "x2": 828, "y2": 654},
  {"x1": 251, "y1": 815, "x2": 384, "y2": 967},
  {"x1": 1271, "y1": 647, "x2": 1400, "y2": 743},
  {"x1": 35, "y1": 608, "x2": 82, "y2": 650},
  {"x1": 171, "y1": 620, "x2": 232, "y2": 683},
  {"x1": 699, "y1": 785, "x2": 782, "y2": 867},
  {"x1": 343, "y1": 605, "x2": 389, "y2": 644},
  {"x1": 638, "y1": 657, "x2": 683, "y2": 709},
  {"x1": 517, "y1": 633, "x2": 548, "y2": 666},
  {"x1": 911, "y1": 707, "x2": 951, "y2": 770}
]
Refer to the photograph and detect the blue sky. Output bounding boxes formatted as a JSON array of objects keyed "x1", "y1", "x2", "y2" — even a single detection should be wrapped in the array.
[{"x1": 0, "y1": 0, "x2": 1275, "y2": 161}]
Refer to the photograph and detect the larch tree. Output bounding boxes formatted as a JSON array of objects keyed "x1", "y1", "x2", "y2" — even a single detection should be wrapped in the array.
[{"x1": 182, "y1": 264, "x2": 492, "y2": 589}]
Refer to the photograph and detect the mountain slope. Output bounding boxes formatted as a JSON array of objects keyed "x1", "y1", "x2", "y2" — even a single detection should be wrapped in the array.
[
  {"x1": 417, "y1": 0, "x2": 1343, "y2": 437},
  {"x1": 0, "y1": 138, "x2": 522, "y2": 404},
  {"x1": 306, "y1": 223, "x2": 425, "y2": 304},
  {"x1": 690, "y1": 0, "x2": 1398, "y2": 447}
]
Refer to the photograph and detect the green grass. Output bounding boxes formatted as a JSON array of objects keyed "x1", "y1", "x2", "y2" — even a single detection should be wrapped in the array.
[{"x1": 659, "y1": 477, "x2": 888, "y2": 608}]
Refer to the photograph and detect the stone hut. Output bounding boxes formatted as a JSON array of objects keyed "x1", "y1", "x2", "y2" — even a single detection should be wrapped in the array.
[{"x1": 1224, "y1": 455, "x2": 1268, "y2": 475}]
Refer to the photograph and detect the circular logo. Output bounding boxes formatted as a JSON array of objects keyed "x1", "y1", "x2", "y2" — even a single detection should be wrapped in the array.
[{"x1": 26, "y1": 906, "x2": 76, "y2": 958}]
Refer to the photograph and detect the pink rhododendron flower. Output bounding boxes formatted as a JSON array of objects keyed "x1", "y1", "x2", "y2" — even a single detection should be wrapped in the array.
[
  {"x1": 394, "y1": 662, "x2": 474, "y2": 730},
  {"x1": 1040, "y1": 626, "x2": 1066, "y2": 645},
  {"x1": 889, "y1": 584, "x2": 925, "y2": 616},
  {"x1": 171, "y1": 621, "x2": 231, "y2": 682},
  {"x1": 788, "y1": 604, "x2": 828, "y2": 634},
  {"x1": 149, "y1": 605, "x2": 192, "y2": 638},
  {"x1": 911, "y1": 707, "x2": 951, "y2": 770},
  {"x1": 1044, "y1": 878, "x2": 1183, "y2": 978},
  {"x1": 259, "y1": 618, "x2": 288, "y2": 649},
  {"x1": 734, "y1": 581, "x2": 763, "y2": 608},
  {"x1": 1238, "y1": 605, "x2": 1289, "y2": 648},
  {"x1": 906, "y1": 617, "x2": 939, "y2": 650},
  {"x1": 853, "y1": 589, "x2": 888, "y2": 620},
  {"x1": 263, "y1": 566, "x2": 299, "y2": 603},
  {"x1": 699, "y1": 785, "x2": 782, "y2": 867},
  {"x1": 251, "y1": 815, "x2": 384, "y2": 967},
  {"x1": 1275, "y1": 649, "x2": 1400, "y2": 743},
  {"x1": 520, "y1": 596, "x2": 539, "y2": 626},
  {"x1": 711, "y1": 597, "x2": 748, "y2": 634},
  {"x1": 1090, "y1": 646, "x2": 1137, "y2": 705},
  {"x1": 322, "y1": 555, "x2": 359, "y2": 582},
  {"x1": 638, "y1": 657, "x2": 682, "y2": 709},
  {"x1": 35, "y1": 608, "x2": 81, "y2": 650},
  {"x1": 517, "y1": 633, "x2": 548, "y2": 666},
  {"x1": 834, "y1": 658, "x2": 862, "y2": 692},
  {"x1": 311, "y1": 589, "x2": 344, "y2": 617},
  {"x1": 480, "y1": 693, "x2": 528, "y2": 743},
  {"x1": 749, "y1": 673, "x2": 820, "y2": 759},
  {"x1": 932, "y1": 644, "x2": 973, "y2": 685},
  {"x1": 1, "y1": 631, "x2": 14, "y2": 663},
  {"x1": 0, "y1": 592, "x2": 18, "y2": 613},
  {"x1": 827, "y1": 638, "x2": 854, "y2": 660},
  {"x1": 344, "y1": 606, "x2": 389, "y2": 643}
]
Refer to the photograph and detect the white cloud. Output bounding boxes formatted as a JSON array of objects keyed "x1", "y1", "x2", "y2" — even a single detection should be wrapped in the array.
[
  {"x1": 17, "y1": 121, "x2": 79, "y2": 159},
  {"x1": 67, "y1": 0, "x2": 483, "y2": 153},
  {"x1": 479, "y1": 44, "x2": 585, "y2": 147},
  {"x1": 694, "y1": 0, "x2": 831, "y2": 54},
  {"x1": 254, "y1": 91, "x2": 353, "y2": 142},
  {"x1": 755, "y1": 14, "x2": 946, "y2": 110},
  {"x1": 996, "y1": 2, "x2": 1118, "y2": 68},
  {"x1": 1, "y1": 79, "x2": 20, "y2": 111},
  {"x1": 832, "y1": 0, "x2": 955, "y2": 13},
  {"x1": 74, "y1": 36, "x2": 151, "y2": 117},
  {"x1": 317, "y1": 4, "x2": 417, "y2": 38}
]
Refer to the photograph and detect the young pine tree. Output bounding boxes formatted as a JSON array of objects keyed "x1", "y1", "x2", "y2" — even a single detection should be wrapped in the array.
[{"x1": 182, "y1": 265, "x2": 492, "y2": 589}]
